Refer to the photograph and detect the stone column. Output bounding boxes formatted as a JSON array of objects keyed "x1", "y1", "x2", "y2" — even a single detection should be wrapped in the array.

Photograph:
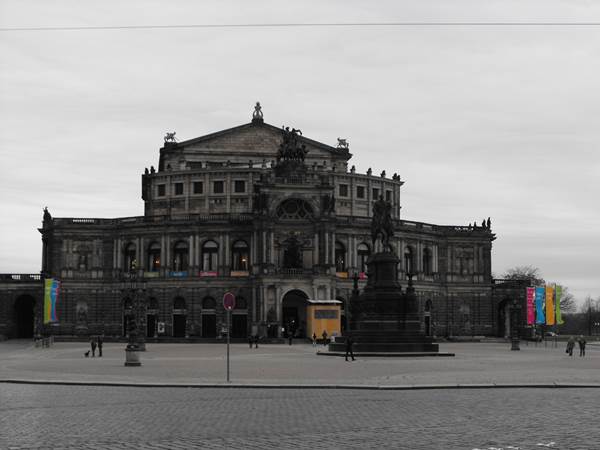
[
  {"x1": 313, "y1": 232, "x2": 319, "y2": 267},
  {"x1": 331, "y1": 232, "x2": 336, "y2": 268},
  {"x1": 262, "y1": 231, "x2": 267, "y2": 265},
  {"x1": 324, "y1": 232, "x2": 329, "y2": 264},
  {"x1": 270, "y1": 231, "x2": 275, "y2": 265},
  {"x1": 165, "y1": 235, "x2": 171, "y2": 271},
  {"x1": 189, "y1": 235, "x2": 194, "y2": 270},
  {"x1": 275, "y1": 285, "x2": 282, "y2": 337},
  {"x1": 139, "y1": 237, "x2": 145, "y2": 270}
]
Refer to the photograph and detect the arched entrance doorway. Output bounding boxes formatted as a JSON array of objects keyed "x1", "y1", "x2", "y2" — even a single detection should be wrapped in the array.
[
  {"x1": 14, "y1": 295, "x2": 35, "y2": 338},
  {"x1": 172, "y1": 297, "x2": 187, "y2": 338},
  {"x1": 498, "y1": 298, "x2": 511, "y2": 338},
  {"x1": 282, "y1": 289, "x2": 309, "y2": 338},
  {"x1": 231, "y1": 296, "x2": 248, "y2": 338}
]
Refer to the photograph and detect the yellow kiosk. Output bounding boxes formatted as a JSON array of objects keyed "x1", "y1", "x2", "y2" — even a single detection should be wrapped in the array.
[{"x1": 306, "y1": 300, "x2": 342, "y2": 340}]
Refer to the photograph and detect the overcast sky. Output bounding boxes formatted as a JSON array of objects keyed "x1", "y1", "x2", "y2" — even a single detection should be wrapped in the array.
[{"x1": 1, "y1": 1, "x2": 599, "y2": 304}]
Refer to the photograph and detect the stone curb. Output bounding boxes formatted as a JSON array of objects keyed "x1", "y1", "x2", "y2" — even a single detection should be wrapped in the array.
[{"x1": 2, "y1": 379, "x2": 600, "y2": 390}]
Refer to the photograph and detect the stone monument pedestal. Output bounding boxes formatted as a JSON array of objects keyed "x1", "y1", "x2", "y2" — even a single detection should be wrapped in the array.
[{"x1": 325, "y1": 251, "x2": 452, "y2": 357}]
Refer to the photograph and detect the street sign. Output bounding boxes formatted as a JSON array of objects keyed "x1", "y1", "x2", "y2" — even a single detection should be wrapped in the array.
[{"x1": 223, "y1": 292, "x2": 236, "y2": 310}]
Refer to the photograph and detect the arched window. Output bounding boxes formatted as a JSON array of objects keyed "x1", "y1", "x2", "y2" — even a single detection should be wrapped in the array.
[
  {"x1": 423, "y1": 248, "x2": 432, "y2": 275},
  {"x1": 147, "y1": 297, "x2": 159, "y2": 310},
  {"x1": 235, "y1": 296, "x2": 247, "y2": 309},
  {"x1": 276, "y1": 198, "x2": 314, "y2": 220},
  {"x1": 173, "y1": 241, "x2": 189, "y2": 271},
  {"x1": 335, "y1": 241, "x2": 346, "y2": 272},
  {"x1": 124, "y1": 243, "x2": 137, "y2": 271},
  {"x1": 202, "y1": 240, "x2": 218, "y2": 272},
  {"x1": 425, "y1": 299, "x2": 433, "y2": 312},
  {"x1": 357, "y1": 243, "x2": 370, "y2": 273},
  {"x1": 173, "y1": 297, "x2": 186, "y2": 310},
  {"x1": 202, "y1": 297, "x2": 216, "y2": 309},
  {"x1": 283, "y1": 237, "x2": 302, "y2": 269},
  {"x1": 404, "y1": 246, "x2": 414, "y2": 275},
  {"x1": 231, "y1": 240, "x2": 249, "y2": 271},
  {"x1": 148, "y1": 242, "x2": 161, "y2": 271}
]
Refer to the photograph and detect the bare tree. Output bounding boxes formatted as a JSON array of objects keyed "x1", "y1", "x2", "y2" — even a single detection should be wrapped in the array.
[
  {"x1": 502, "y1": 265, "x2": 545, "y2": 286},
  {"x1": 503, "y1": 266, "x2": 576, "y2": 313}
]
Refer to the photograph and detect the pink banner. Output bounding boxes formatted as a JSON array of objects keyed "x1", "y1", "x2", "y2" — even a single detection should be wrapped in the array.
[{"x1": 526, "y1": 287, "x2": 535, "y2": 325}]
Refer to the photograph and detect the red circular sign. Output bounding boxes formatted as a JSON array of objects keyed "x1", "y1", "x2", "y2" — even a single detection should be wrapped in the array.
[{"x1": 223, "y1": 292, "x2": 236, "y2": 310}]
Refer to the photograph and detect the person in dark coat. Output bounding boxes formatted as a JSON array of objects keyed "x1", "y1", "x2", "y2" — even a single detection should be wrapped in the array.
[
  {"x1": 90, "y1": 336, "x2": 97, "y2": 357},
  {"x1": 321, "y1": 330, "x2": 328, "y2": 346},
  {"x1": 578, "y1": 335, "x2": 586, "y2": 357},
  {"x1": 345, "y1": 334, "x2": 355, "y2": 362},
  {"x1": 254, "y1": 335, "x2": 259, "y2": 348},
  {"x1": 248, "y1": 335, "x2": 254, "y2": 349},
  {"x1": 97, "y1": 335, "x2": 103, "y2": 357},
  {"x1": 288, "y1": 332, "x2": 293, "y2": 345},
  {"x1": 566, "y1": 336, "x2": 575, "y2": 357}
]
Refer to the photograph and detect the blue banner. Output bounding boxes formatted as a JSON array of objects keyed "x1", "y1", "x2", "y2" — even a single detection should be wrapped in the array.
[{"x1": 535, "y1": 286, "x2": 545, "y2": 324}]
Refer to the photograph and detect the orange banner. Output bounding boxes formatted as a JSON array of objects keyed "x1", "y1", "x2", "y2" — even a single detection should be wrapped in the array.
[{"x1": 545, "y1": 285, "x2": 555, "y2": 326}]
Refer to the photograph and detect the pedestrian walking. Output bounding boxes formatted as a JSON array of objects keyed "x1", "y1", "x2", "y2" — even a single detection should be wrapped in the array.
[
  {"x1": 248, "y1": 335, "x2": 254, "y2": 349},
  {"x1": 566, "y1": 336, "x2": 575, "y2": 357},
  {"x1": 254, "y1": 335, "x2": 259, "y2": 348},
  {"x1": 578, "y1": 335, "x2": 586, "y2": 357},
  {"x1": 322, "y1": 330, "x2": 328, "y2": 346},
  {"x1": 288, "y1": 332, "x2": 293, "y2": 345},
  {"x1": 345, "y1": 334, "x2": 355, "y2": 362},
  {"x1": 312, "y1": 332, "x2": 317, "y2": 347},
  {"x1": 90, "y1": 336, "x2": 97, "y2": 357},
  {"x1": 97, "y1": 335, "x2": 103, "y2": 357}
]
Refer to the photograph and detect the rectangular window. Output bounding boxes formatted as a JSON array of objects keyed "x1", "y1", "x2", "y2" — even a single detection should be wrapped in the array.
[
  {"x1": 356, "y1": 186, "x2": 365, "y2": 199},
  {"x1": 386, "y1": 190, "x2": 392, "y2": 201},
  {"x1": 193, "y1": 181, "x2": 203, "y2": 194},
  {"x1": 338, "y1": 184, "x2": 349, "y2": 197},
  {"x1": 174, "y1": 183, "x2": 184, "y2": 196},
  {"x1": 157, "y1": 184, "x2": 166, "y2": 197},
  {"x1": 372, "y1": 188, "x2": 379, "y2": 199},
  {"x1": 234, "y1": 180, "x2": 246, "y2": 193},
  {"x1": 213, "y1": 180, "x2": 224, "y2": 194},
  {"x1": 314, "y1": 310, "x2": 338, "y2": 319}
]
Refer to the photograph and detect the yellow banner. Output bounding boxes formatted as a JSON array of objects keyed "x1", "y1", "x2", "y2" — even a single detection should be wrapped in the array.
[{"x1": 545, "y1": 285, "x2": 555, "y2": 326}]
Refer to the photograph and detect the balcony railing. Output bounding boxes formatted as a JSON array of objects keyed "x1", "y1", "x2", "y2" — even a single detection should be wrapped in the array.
[{"x1": 0, "y1": 273, "x2": 42, "y2": 282}]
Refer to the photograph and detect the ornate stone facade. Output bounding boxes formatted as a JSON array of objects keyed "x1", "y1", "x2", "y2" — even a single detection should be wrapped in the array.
[{"x1": 1, "y1": 110, "x2": 513, "y2": 340}]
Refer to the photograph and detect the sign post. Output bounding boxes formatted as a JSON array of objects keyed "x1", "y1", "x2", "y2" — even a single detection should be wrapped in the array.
[{"x1": 223, "y1": 292, "x2": 236, "y2": 382}]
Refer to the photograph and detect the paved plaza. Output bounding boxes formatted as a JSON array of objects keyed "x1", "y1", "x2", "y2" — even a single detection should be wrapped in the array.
[
  {"x1": 1, "y1": 384, "x2": 599, "y2": 449},
  {"x1": 1, "y1": 340, "x2": 599, "y2": 449},
  {"x1": 0, "y1": 339, "x2": 599, "y2": 387}
]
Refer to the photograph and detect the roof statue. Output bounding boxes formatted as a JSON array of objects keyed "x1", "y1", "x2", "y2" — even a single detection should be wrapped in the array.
[
  {"x1": 278, "y1": 126, "x2": 307, "y2": 162},
  {"x1": 252, "y1": 102, "x2": 264, "y2": 122},
  {"x1": 371, "y1": 195, "x2": 394, "y2": 251},
  {"x1": 43, "y1": 207, "x2": 52, "y2": 223},
  {"x1": 337, "y1": 138, "x2": 349, "y2": 150},
  {"x1": 164, "y1": 132, "x2": 177, "y2": 143}
]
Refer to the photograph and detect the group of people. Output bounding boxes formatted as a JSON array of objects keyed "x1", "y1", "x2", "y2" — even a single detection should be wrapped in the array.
[
  {"x1": 311, "y1": 330, "x2": 331, "y2": 347},
  {"x1": 566, "y1": 335, "x2": 586, "y2": 357},
  {"x1": 86, "y1": 335, "x2": 103, "y2": 357},
  {"x1": 247, "y1": 335, "x2": 260, "y2": 348}
]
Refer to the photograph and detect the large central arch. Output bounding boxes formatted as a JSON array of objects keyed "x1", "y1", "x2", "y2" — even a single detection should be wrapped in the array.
[
  {"x1": 14, "y1": 295, "x2": 35, "y2": 338},
  {"x1": 282, "y1": 289, "x2": 309, "y2": 338}
]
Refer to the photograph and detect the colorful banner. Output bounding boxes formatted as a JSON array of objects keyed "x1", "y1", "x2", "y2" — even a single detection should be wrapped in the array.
[
  {"x1": 535, "y1": 286, "x2": 545, "y2": 324},
  {"x1": 555, "y1": 285, "x2": 564, "y2": 325},
  {"x1": 526, "y1": 287, "x2": 535, "y2": 325},
  {"x1": 545, "y1": 285, "x2": 555, "y2": 326},
  {"x1": 43, "y1": 278, "x2": 60, "y2": 324}
]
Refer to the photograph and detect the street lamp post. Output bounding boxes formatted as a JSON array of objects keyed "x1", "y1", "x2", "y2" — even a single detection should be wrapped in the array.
[
  {"x1": 510, "y1": 298, "x2": 522, "y2": 351},
  {"x1": 124, "y1": 262, "x2": 146, "y2": 366}
]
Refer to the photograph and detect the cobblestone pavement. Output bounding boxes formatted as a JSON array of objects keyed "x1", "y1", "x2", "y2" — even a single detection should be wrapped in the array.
[
  {"x1": 1, "y1": 340, "x2": 599, "y2": 386},
  {"x1": 1, "y1": 384, "x2": 598, "y2": 449}
]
